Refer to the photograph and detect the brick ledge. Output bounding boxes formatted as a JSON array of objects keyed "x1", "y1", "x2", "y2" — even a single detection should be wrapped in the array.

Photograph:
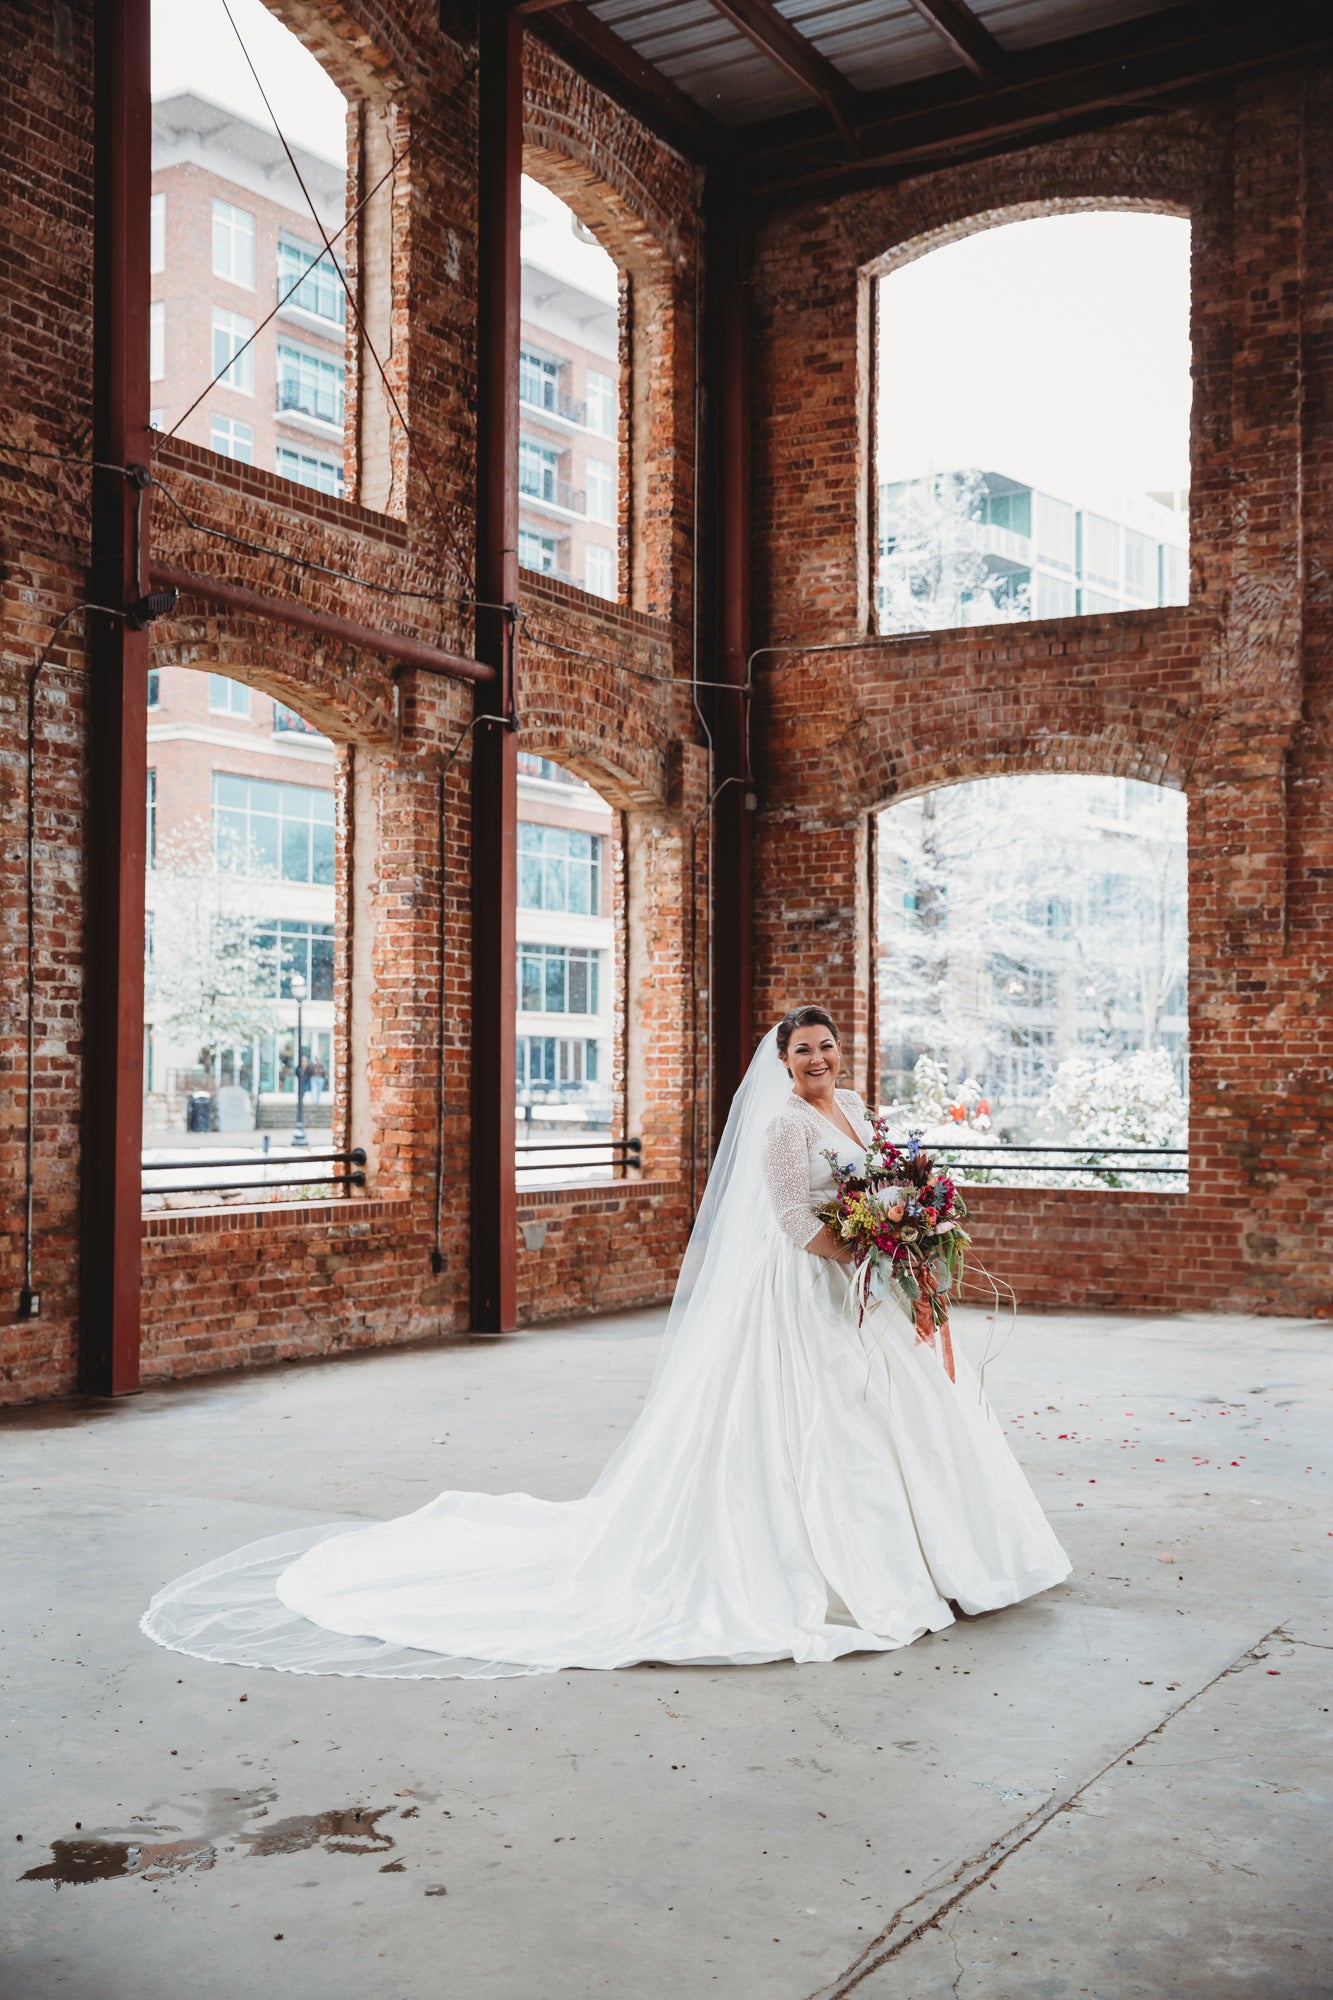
[{"x1": 143, "y1": 1196, "x2": 413, "y2": 1239}]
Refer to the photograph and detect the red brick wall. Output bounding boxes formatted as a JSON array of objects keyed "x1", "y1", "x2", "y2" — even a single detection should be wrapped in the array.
[
  {"x1": 750, "y1": 76, "x2": 1333, "y2": 1320},
  {"x1": 0, "y1": 3, "x2": 706, "y2": 1406},
  {"x1": 2, "y1": 1, "x2": 1330, "y2": 1411}
]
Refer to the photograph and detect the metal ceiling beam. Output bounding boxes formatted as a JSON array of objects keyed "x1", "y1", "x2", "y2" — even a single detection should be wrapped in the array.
[
  {"x1": 703, "y1": 0, "x2": 861, "y2": 149},
  {"x1": 742, "y1": 1, "x2": 1333, "y2": 193},
  {"x1": 520, "y1": 2, "x2": 730, "y2": 160},
  {"x1": 900, "y1": 0, "x2": 1011, "y2": 86}
]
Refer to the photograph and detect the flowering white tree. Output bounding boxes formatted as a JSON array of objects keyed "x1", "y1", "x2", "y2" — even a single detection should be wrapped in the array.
[
  {"x1": 877, "y1": 776, "x2": 1188, "y2": 1141},
  {"x1": 877, "y1": 470, "x2": 1031, "y2": 634},
  {"x1": 145, "y1": 818, "x2": 277, "y2": 1074}
]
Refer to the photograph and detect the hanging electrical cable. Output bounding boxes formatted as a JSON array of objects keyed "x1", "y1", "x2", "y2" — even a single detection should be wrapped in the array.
[
  {"x1": 157, "y1": 55, "x2": 477, "y2": 457},
  {"x1": 217, "y1": 0, "x2": 476, "y2": 593}
]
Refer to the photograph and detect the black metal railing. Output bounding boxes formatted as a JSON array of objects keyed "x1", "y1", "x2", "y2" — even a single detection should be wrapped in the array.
[
  {"x1": 141, "y1": 1147, "x2": 367, "y2": 1199},
  {"x1": 515, "y1": 1137, "x2": 642, "y2": 1179},
  {"x1": 916, "y1": 1143, "x2": 1187, "y2": 1179}
]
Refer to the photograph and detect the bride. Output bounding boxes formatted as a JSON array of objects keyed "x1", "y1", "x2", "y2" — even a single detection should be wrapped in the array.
[{"x1": 142, "y1": 1005, "x2": 1070, "y2": 1680}]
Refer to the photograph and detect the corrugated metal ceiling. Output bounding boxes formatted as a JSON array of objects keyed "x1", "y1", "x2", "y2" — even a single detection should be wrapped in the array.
[{"x1": 584, "y1": 0, "x2": 1183, "y2": 125}]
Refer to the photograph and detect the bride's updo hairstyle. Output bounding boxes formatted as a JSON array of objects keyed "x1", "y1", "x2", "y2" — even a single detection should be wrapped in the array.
[{"x1": 776, "y1": 1004, "x2": 840, "y2": 1063}]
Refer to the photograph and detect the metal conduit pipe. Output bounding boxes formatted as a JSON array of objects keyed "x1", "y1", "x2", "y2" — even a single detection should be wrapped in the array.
[{"x1": 149, "y1": 562, "x2": 493, "y2": 685}]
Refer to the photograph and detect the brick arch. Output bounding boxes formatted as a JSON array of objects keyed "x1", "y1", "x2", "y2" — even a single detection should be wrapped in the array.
[
  {"x1": 515, "y1": 665, "x2": 670, "y2": 811},
  {"x1": 521, "y1": 41, "x2": 692, "y2": 281},
  {"x1": 844, "y1": 117, "x2": 1209, "y2": 282},
  {"x1": 151, "y1": 613, "x2": 399, "y2": 747}
]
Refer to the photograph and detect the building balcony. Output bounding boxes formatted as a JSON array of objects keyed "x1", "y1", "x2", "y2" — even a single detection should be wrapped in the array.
[
  {"x1": 519, "y1": 385, "x2": 590, "y2": 431},
  {"x1": 276, "y1": 383, "x2": 344, "y2": 434},
  {"x1": 519, "y1": 481, "x2": 586, "y2": 519}
]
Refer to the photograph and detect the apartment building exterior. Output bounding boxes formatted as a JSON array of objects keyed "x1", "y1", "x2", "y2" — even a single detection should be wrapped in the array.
[
  {"x1": 517, "y1": 187, "x2": 620, "y2": 598},
  {"x1": 151, "y1": 91, "x2": 348, "y2": 490},
  {"x1": 144, "y1": 101, "x2": 617, "y2": 1137},
  {"x1": 516, "y1": 754, "x2": 616, "y2": 1124},
  {"x1": 144, "y1": 665, "x2": 337, "y2": 1137},
  {"x1": 878, "y1": 468, "x2": 1189, "y2": 628}
]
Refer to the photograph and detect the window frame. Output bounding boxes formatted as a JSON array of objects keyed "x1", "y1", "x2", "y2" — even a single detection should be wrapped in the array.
[{"x1": 211, "y1": 197, "x2": 257, "y2": 289}]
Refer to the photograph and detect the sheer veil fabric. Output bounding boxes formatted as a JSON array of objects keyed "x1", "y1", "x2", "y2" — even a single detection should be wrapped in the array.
[{"x1": 141, "y1": 1026, "x2": 1070, "y2": 1679}]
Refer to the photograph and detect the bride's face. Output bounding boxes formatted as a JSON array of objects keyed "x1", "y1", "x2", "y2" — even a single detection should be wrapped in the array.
[{"x1": 783, "y1": 1025, "x2": 841, "y2": 1092}]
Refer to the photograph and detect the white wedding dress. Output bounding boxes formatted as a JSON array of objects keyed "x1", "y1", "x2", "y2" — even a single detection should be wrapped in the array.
[{"x1": 141, "y1": 1029, "x2": 1070, "y2": 1679}]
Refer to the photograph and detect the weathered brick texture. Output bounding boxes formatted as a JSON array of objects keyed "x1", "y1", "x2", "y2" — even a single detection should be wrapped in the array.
[{"x1": 2, "y1": 0, "x2": 1329, "y2": 1408}]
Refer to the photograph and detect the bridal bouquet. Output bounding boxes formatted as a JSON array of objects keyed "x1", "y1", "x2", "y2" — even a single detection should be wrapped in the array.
[{"x1": 817, "y1": 1123, "x2": 970, "y2": 1380}]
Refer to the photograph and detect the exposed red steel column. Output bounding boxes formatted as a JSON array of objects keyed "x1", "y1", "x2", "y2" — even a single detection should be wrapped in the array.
[
  {"x1": 82, "y1": 0, "x2": 153, "y2": 1394},
  {"x1": 708, "y1": 184, "x2": 755, "y2": 1137},
  {"x1": 469, "y1": 5, "x2": 522, "y2": 1331}
]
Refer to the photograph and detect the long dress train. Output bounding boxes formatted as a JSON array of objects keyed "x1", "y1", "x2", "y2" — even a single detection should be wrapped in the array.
[{"x1": 141, "y1": 1044, "x2": 1070, "y2": 1680}]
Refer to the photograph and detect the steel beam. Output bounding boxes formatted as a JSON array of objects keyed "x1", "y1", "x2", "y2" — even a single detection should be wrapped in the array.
[
  {"x1": 82, "y1": 0, "x2": 152, "y2": 1395},
  {"x1": 526, "y1": 3, "x2": 729, "y2": 161},
  {"x1": 744, "y1": 1, "x2": 1333, "y2": 193},
  {"x1": 708, "y1": 184, "x2": 754, "y2": 1138},
  {"x1": 149, "y1": 564, "x2": 493, "y2": 685},
  {"x1": 469, "y1": 4, "x2": 522, "y2": 1333},
  {"x1": 900, "y1": 0, "x2": 1011, "y2": 86},
  {"x1": 705, "y1": 0, "x2": 861, "y2": 146}
]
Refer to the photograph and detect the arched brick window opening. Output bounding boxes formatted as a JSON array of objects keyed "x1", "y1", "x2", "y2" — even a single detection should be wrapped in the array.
[
  {"x1": 871, "y1": 209, "x2": 1191, "y2": 636},
  {"x1": 516, "y1": 176, "x2": 624, "y2": 603},
  {"x1": 515, "y1": 753, "x2": 624, "y2": 1185},
  {"x1": 150, "y1": 0, "x2": 406, "y2": 515},
  {"x1": 142, "y1": 665, "x2": 349, "y2": 1206},
  {"x1": 876, "y1": 775, "x2": 1188, "y2": 1189}
]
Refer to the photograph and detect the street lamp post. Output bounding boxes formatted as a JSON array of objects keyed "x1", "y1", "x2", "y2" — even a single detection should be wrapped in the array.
[{"x1": 290, "y1": 969, "x2": 308, "y2": 1148}]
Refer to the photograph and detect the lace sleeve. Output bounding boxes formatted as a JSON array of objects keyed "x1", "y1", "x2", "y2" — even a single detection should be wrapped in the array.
[{"x1": 761, "y1": 1113, "x2": 824, "y2": 1250}]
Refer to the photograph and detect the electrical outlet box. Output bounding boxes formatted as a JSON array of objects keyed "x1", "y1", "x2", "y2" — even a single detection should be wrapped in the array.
[{"x1": 18, "y1": 1288, "x2": 41, "y2": 1319}]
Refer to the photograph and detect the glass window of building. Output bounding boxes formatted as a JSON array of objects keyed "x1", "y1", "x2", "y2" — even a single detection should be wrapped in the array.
[
  {"x1": 276, "y1": 238, "x2": 346, "y2": 325},
  {"x1": 518, "y1": 1036, "x2": 599, "y2": 1090},
  {"x1": 210, "y1": 413, "x2": 254, "y2": 463},
  {"x1": 149, "y1": 192, "x2": 165, "y2": 274},
  {"x1": 146, "y1": 770, "x2": 157, "y2": 867},
  {"x1": 519, "y1": 346, "x2": 560, "y2": 413},
  {"x1": 275, "y1": 445, "x2": 345, "y2": 496},
  {"x1": 1080, "y1": 514, "x2": 1120, "y2": 588},
  {"x1": 518, "y1": 176, "x2": 621, "y2": 598},
  {"x1": 211, "y1": 198, "x2": 255, "y2": 287},
  {"x1": 276, "y1": 342, "x2": 344, "y2": 428},
  {"x1": 586, "y1": 368, "x2": 615, "y2": 438},
  {"x1": 875, "y1": 212, "x2": 1190, "y2": 635},
  {"x1": 208, "y1": 675, "x2": 251, "y2": 717},
  {"x1": 586, "y1": 457, "x2": 615, "y2": 525},
  {"x1": 212, "y1": 308, "x2": 254, "y2": 393},
  {"x1": 519, "y1": 437, "x2": 560, "y2": 505},
  {"x1": 212, "y1": 773, "x2": 335, "y2": 885},
  {"x1": 518, "y1": 823, "x2": 601, "y2": 915},
  {"x1": 149, "y1": 301, "x2": 165, "y2": 381},
  {"x1": 1035, "y1": 493, "x2": 1076, "y2": 571},
  {"x1": 584, "y1": 546, "x2": 614, "y2": 599},
  {"x1": 251, "y1": 918, "x2": 335, "y2": 1001},
  {"x1": 519, "y1": 943, "x2": 601, "y2": 1015},
  {"x1": 518, "y1": 528, "x2": 559, "y2": 576}
]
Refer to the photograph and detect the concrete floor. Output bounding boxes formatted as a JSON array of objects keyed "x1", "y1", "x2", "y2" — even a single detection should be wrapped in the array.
[{"x1": 2, "y1": 1304, "x2": 1329, "y2": 2000}]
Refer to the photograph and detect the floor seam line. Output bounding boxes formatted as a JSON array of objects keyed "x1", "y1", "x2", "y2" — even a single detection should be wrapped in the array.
[{"x1": 802, "y1": 1616, "x2": 1293, "y2": 2000}]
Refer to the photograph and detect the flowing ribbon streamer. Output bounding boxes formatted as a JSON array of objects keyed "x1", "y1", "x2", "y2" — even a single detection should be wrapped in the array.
[{"x1": 912, "y1": 1260, "x2": 955, "y2": 1382}]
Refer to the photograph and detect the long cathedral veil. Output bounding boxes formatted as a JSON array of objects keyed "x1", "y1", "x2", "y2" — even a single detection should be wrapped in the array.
[{"x1": 141, "y1": 1028, "x2": 799, "y2": 1680}]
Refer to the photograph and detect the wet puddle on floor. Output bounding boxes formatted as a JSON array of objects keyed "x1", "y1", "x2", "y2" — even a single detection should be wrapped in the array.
[{"x1": 19, "y1": 1787, "x2": 404, "y2": 1888}]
